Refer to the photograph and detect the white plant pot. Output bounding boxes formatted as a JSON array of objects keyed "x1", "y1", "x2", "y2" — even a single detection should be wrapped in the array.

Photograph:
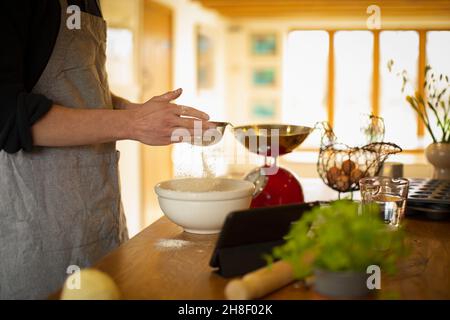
[{"x1": 425, "y1": 143, "x2": 450, "y2": 180}]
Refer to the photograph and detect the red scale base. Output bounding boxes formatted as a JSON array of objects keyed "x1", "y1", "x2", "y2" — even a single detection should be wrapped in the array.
[{"x1": 247, "y1": 166, "x2": 305, "y2": 208}]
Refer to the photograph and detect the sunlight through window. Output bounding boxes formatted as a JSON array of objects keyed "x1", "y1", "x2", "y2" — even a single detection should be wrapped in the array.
[
  {"x1": 283, "y1": 31, "x2": 329, "y2": 147},
  {"x1": 380, "y1": 31, "x2": 419, "y2": 149},
  {"x1": 334, "y1": 31, "x2": 373, "y2": 146},
  {"x1": 425, "y1": 31, "x2": 450, "y2": 145},
  {"x1": 427, "y1": 31, "x2": 450, "y2": 76}
]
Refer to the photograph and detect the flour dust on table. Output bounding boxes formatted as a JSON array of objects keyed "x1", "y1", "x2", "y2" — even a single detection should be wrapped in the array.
[{"x1": 155, "y1": 239, "x2": 192, "y2": 251}]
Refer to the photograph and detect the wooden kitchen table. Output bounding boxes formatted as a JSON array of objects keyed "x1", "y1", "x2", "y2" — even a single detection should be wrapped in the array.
[
  {"x1": 53, "y1": 179, "x2": 450, "y2": 300},
  {"x1": 55, "y1": 214, "x2": 449, "y2": 300}
]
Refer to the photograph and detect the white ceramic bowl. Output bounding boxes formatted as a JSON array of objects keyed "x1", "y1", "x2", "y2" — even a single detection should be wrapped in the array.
[{"x1": 155, "y1": 178, "x2": 255, "y2": 234}]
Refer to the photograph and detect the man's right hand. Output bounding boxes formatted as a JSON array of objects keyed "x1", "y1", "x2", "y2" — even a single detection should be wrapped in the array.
[{"x1": 129, "y1": 88, "x2": 214, "y2": 146}]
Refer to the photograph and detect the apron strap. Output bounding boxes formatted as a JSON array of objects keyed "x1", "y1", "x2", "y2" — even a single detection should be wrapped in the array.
[
  {"x1": 94, "y1": 0, "x2": 104, "y2": 17},
  {"x1": 59, "y1": 0, "x2": 69, "y2": 10}
]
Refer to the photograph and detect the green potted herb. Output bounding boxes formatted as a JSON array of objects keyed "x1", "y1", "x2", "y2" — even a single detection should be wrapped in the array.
[
  {"x1": 388, "y1": 61, "x2": 450, "y2": 179},
  {"x1": 270, "y1": 201, "x2": 405, "y2": 299}
]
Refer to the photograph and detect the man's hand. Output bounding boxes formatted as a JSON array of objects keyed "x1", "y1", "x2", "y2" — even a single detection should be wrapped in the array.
[{"x1": 129, "y1": 88, "x2": 214, "y2": 146}]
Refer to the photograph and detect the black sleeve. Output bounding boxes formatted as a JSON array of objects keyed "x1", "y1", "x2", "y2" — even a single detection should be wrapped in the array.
[{"x1": 0, "y1": 1, "x2": 54, "y2": 153}]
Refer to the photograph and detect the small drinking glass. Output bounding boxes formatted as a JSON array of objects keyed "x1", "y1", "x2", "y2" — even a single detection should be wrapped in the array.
[{"x1": 359, "y1": 176, "x2": 409, "y2": 227}]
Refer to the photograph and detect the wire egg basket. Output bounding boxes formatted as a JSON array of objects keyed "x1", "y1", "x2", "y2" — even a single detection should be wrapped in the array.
[{"x1": 316, "y1": 117, "x2": 402, "y2": 196}]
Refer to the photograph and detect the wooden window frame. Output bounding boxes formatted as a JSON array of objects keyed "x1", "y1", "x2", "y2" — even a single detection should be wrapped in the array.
[{"x1": 290, "y1": 28, "x2": 449, "y2": 153}]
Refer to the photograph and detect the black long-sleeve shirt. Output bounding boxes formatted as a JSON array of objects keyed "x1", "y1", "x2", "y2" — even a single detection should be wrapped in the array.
[{"x1": 0, "y1": 0, "x2": 102, "y2": 153}]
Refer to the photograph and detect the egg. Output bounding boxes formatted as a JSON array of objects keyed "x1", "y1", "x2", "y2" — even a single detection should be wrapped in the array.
[
  {"x1": 335, "y1": 175, "x2": 350, "y2": 191},
  {"x1": 342, "y1": 159, "x2": 356, "y2": 175},
  {"x1": 326, "y1": 166, "x2": 342, "y2": 185},
  {"x1": 350, "y1": 168, "x2": 364, "y2": 184}
]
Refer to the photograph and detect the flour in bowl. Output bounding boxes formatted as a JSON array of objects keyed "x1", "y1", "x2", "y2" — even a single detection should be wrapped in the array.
[{"x1": 163, "y1": 178, "x2": 232, "y2": 192}]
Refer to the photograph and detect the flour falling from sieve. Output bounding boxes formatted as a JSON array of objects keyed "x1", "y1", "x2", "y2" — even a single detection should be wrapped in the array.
[
  {"x1": 173, "y1": 143, "x2": 219, "y2": 179},
  {"x1": 201, "y1": 148, "x2": 216, "y2": 178}
]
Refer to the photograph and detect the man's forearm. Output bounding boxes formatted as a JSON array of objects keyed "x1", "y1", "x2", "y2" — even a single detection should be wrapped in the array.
[
  {"x1": 31, "y1": 105, "x2": 133, "y2": 147},
  {"x1": 31, "y1": 89, "x2": 212, "y2": 148}
]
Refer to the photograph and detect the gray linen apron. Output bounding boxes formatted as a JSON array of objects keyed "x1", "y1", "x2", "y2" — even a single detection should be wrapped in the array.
[{"x1": 0, "y1": 0, "x2": 128, "y2": 299}]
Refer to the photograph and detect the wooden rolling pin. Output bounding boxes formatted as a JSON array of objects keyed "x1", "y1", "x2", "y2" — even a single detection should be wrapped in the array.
[{"x1": 225, "y1": 260, "x2": 294, "y2": 300}]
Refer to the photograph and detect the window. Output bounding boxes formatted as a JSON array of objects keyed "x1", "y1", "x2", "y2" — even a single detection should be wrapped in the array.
[
  {"x1": 380, "y1": 31, "x2": 418, "y2": 149},
  {"x1": 334, "y1": 31, "x2": 373, "y2": 146},
  {"x1": 283, "y1": 31, "x2": 328, "y2": 147},
  {"x1": 425, "y1": 31, "x2": 450, "y2": 145},
  {"x1": 283, "y1": 29, "x2": 450, "y2": 150},
  {"x1": 106, "y1": 28, "x2": 134, "y2": 87}
]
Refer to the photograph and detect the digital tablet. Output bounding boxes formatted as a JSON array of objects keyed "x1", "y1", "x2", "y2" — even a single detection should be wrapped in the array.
[{"x1": 209, "y1": 201, "x2": 322, "y2": 277}]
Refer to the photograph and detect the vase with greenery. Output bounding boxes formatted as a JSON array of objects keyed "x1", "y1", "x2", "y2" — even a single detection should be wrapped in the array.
[
  {"x1": 388, "y1": 61, "x2": 450, "y2": 179},
  {"x1": 270, "y1": 201, "x2": 406, "y2": 299}
]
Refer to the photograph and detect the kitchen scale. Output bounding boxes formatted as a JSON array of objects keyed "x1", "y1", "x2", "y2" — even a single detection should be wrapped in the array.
[
  {"x1": 233, "y1": 124, "x2": 313, "y2": 208},
  {"x1": 406, "y1": 178, "x2": 450, "y2": 220}
]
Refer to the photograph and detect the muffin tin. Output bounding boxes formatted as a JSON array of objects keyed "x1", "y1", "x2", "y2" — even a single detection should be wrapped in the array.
[
  {"x1": 406, "y1": 179, "x2": 450, "y2": 219},
  {"x1": 408, "y1": 179, "x2": 450, "y2": 204}
]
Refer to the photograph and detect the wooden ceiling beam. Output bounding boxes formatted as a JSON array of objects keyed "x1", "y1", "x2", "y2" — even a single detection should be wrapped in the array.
[
  {"x1": 194, "y1": 0, "x2": 450, "y2": 18},
  {"x1": 197, "y1": 0, "x2": 450, "y2": 4}
]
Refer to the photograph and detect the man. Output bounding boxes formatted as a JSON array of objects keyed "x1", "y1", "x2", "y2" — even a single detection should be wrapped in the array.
[{"x1": 0, "y1": 0, "x2": 212, "y2": 299}]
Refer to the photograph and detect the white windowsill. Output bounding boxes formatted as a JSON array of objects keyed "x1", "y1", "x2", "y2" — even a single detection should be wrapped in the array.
[
  {"x1": 226, "y1": 151, "x2": 433, "y2": 179},
  {"x1": 279, "y1": 151, "x2": 433, "y2": 179}
]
